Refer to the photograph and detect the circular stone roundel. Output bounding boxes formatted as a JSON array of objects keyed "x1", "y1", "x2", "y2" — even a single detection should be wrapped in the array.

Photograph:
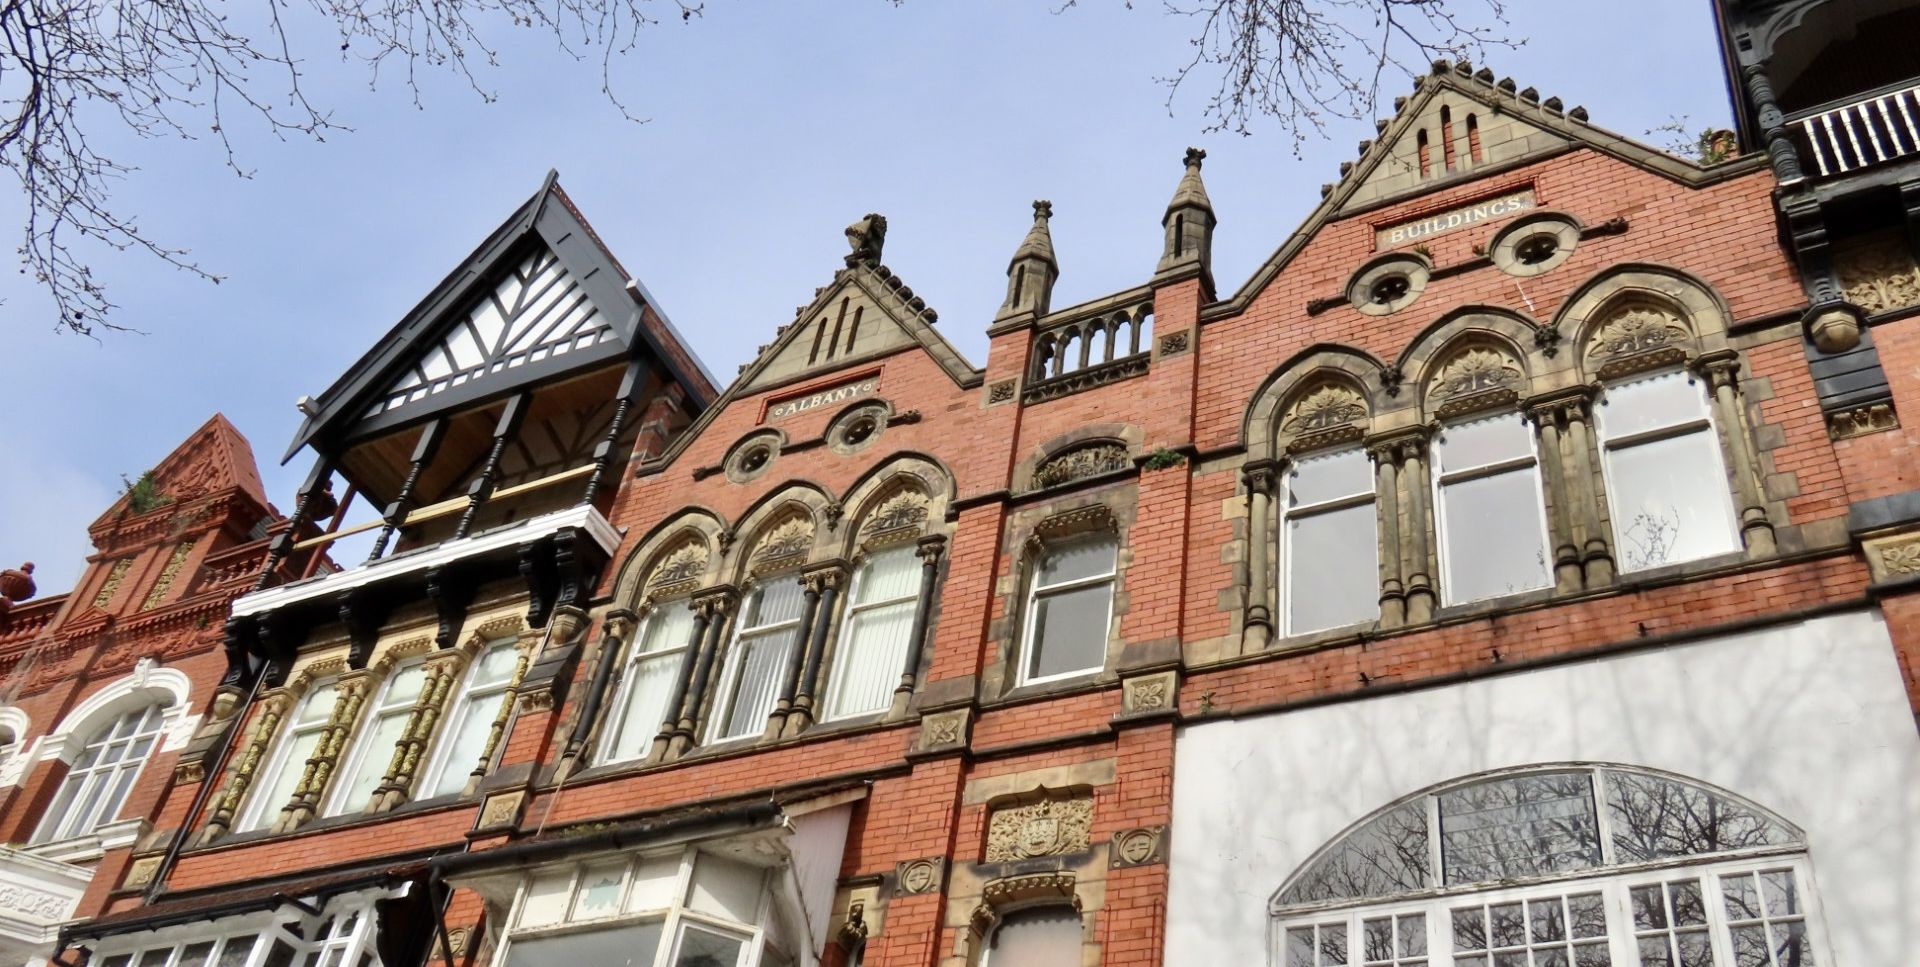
[
  {"x1": 1347, "y1": 253, "x2": 1430, "y2": 316},
  {"x1": 724, "y1": 432, "x2": 782, "y2": 484},
  {"x1": 1490, "y1": 212, "x2": 1580, "y2": 278}
]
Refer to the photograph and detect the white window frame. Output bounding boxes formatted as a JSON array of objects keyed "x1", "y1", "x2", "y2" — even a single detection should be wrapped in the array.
[
  {"x1": 32, "y1": 703, "x2": 167, "y2": 843},
  {"x1": 709, "y1": 578, "x2": 806, "y2": 743},
  {"x1": 499, "y1": 846, "x2": 777, "y2": 967},
  {"x1": 1280, "y1": 447, "x2": 1380, "y2": 636},
  {"x1": 1593, "y1": 369, "x2": 1742, "y2": 574},
  {"x1": 820, "y1": 546, "x2": 922, "y2": 722},
  {"x1": 419, "y1": 637, "x2": 521, "y2": 796},
  {"x1": 1017, "y1": 534, "x2": 1118, "y2": 687},
  {"x1": 237, "y1": 681, "x2": 338, "y2": 833},
  {"x1": 324, "y1": 659, "x2": 427, "y2": 817},
  {"x1": 89, "y1": 893, "x2": 386, "y2": 967},
  {"x1": 1431, "y1": 412, "x2": 1554, "y2": 606},
  {"x1": 599, "y1": 605, "x2": 695, "y2": 765}
]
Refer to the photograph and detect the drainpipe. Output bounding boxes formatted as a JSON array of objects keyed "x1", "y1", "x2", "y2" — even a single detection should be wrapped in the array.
[{"x1": 142, "y1": 655, "x2": 271, "y2": 902}]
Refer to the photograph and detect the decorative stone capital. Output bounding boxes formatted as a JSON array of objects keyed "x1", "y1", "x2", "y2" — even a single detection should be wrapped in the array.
[
  {"x1": 1110, "y1": 826, "x2": 1168, "y2": 868},
  {"x1": 1690, "y1": 350, "x2": 1743, "y2": 390},
  {"x1": 692, "y1": 587, "x2": 738, "y2": 619},
  {"x1": 915, "y1": 534, "x2": 948, "y2": 566},
  {"x1": 1240, "y1": 459, "x2": 1280, "y2": 494},
  {"x1": 894, "y1": 857, "x2": 945, "y2": 895},
  {"x1": 801, "y1": 564, "x2": 848, "y2": 595}
]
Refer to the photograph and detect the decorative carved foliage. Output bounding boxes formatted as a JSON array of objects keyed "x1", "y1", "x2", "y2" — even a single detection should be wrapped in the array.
[
  {"x1": 648, "y1": 539, "x2": 709, "y2": 594},
  {"x1": 1829, "y1": 402, "x2": 1900, "y2": 440},
  {"x1": 1586, "y1": 303, "x2": 1691, "y2": 363},
  {"x1": 1836, "y1": 234, "x2": 1920, "y2": 314},
  {"x1": 985, "y1": 792, "x2": 1095, "y2": 862},
  {"x1": 752, "y1": 516, "x2": 814, "y2": 567},
  {"x1": 1032, "y1": 444, "x2": 1130, "y2": 489},
  {"x1": 1429, "y1": 346, "x2": 1524, "y2": 403},
  {"x1": 92, "y1": 558, "x2": 132, "y2": 608},
  {"x1": 1281, "y1": 382, "x2": 1369, "y2": 450},
  {"x1": 139, "y1": 542, "x2": 194, "y2": 611},
  {"x1": 862, "y1": 489, "x2": 930, "y2": 541}
]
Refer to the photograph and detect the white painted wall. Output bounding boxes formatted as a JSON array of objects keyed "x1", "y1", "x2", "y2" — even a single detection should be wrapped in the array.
[{"x1": 1165, "y1": 608, "x2": 1920, "y2": 966}]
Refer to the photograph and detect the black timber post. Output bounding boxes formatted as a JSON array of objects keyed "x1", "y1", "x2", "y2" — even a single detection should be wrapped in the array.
[
  {"x1": 454, "y1": 393, "x2": 530, "y2": 541},
  {"x1": 369, "y1": 417, "x2": 447, "y2": 562}
]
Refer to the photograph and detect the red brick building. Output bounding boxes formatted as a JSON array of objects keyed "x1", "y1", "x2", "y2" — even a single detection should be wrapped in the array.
[{"x1": 5, "y1": 6, "x2": 1920, "y2": 966}]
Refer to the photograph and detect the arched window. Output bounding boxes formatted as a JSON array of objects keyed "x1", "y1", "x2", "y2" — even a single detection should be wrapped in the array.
[
  {"x1": 1282, "y1": 446, "x2": 1379, "y2": 634},
  {"x1": 1433, "y1": 411, "x2": 1552, "y2": 604},
  {"x1": 602, "y1": 603, "x2": 697, "y2": 763},
  {"x1": 821, "y1": 545, "x2": 920, "y2": 720},
  {"x1": 1594, "y1": 369, "x2": 1740, "y2": 572},
  {"x1": 32, "y1": 703, "x2": 168, "y2": 842},
  {"x1": 984, "y1": 906, "x2": 1082, "y2": 965},
  {"x1": 1273, "y1": 766, "x2": 1822, "y2": 967},
  {"x1": 1019, "y1": 534, "x2": 1116, "y2": 685},
  {"x1": 240, "y1": 680, "x2": 337, "y2": 832},
  {"x1": 711, "y1": 576, "x2": 807, "y2": 742},
  {"x1": 422, "y1": 636, "x2": 522, "y2": 797},
  {"x1": 327, "y1": 660, "x2": 427, "y2": 815}
]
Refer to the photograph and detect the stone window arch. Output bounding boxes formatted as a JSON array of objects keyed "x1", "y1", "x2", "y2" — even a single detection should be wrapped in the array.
[
  {"x1": 963, "y1": 873, "x2": 1087, "y2": 967},
  {"x1": 599, "y1": 531, "x2": 714, "y2": 765},
  {"x1": 1271, "y1": 764, "x2": 1825, "y2": 967},
  {"x1": 25, "y1": 661, "x2": 194, "y2": 843}
]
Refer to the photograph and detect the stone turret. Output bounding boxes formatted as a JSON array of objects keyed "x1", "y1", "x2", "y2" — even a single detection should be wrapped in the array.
[
  {"x1": 1156, "y1": 147, "x2": 1216, "y2": 293},
  {"x1": 996, "y1": 200, "x2": 1059, "y2": 321}
]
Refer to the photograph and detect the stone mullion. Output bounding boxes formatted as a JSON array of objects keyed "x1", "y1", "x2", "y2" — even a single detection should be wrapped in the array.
[
  {"x1": 371, "y1": 653, "x2": 464, "y2": 811},
  {"x1": 1527, "y1": 400, "x2": 1585, "y2": 592},
  {"x1": 1366, "y1": 441, "x2": 1406, "y2": 629},
  {"x1": 670, "y1": 593, "x2": 737, "y2": 757},
  {"x1": 1396, "y1": 434, "x2": 1437, "y2": 623},
  {"x1": 789, "y1": 568, "x2": 846, "y2": 733},
  {"x1": 1558, "y1": 397, "x2": 1616, "y2": 586},
  {"x1": 473, "y1": 635, "x2": 538, "y2": 784},
  {"x1": 1697, "y1": 353, "x2": 1778, "y2": 556},
  {"x1": 279, "y1": 672, "x2": 370, "y2": 830},
  {"x1": 200, "y1": 691, "x2": 292, "y2": 841},
  {"x1": 1241, "y1": 461, "x2": 1277, "y2": 649}
]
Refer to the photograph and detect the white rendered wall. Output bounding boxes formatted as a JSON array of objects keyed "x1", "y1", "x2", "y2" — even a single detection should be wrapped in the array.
[{"x1": 1165, "y1": 608, "x2": 1920, "y2": 966}]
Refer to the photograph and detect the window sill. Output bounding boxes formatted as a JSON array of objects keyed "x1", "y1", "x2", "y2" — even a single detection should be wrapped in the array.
[
  {"x1": 187, "y1": 794, "x2": 475, "y2": 854},
  {"x1": 24, "y1": 817, "x2": 147, "y2": 864}
]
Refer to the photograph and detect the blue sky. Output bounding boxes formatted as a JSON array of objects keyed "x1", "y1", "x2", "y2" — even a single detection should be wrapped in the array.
[{"x1": 0, "y1": 2, "x2": 1734, "y2": 593}]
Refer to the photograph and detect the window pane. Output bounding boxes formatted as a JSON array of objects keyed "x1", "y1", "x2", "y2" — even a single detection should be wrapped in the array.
[
  {"x1": 518, "y1": 870, "x2": 573, "y2": 928},
  {"x1": 1438, "y1": 468, "x2": 1550, "y2": 603},
  {"x1": 987, "y1": 907, "x2": 1082, "y2": 966},
  {"x1": 1605, "y1": 771, "x2": 1794, "y2": 862},
  {"x1": 674, "y1": 926, "x2": 745, "y2": 967},
  {"x1": 1027, "y1": 581, "x2": 1112, "y2": 681},
  {"x1": 853, "y1": 546, "x2": 920, "y2": 604},
  {"x1": 1286, "y1": 500, "x2": 1379, "y2": 633},
  {"x1": 823, "y1": 599, "x2": 915, "y2": 719},
  {"x1": 1438, "y1": 413, "x2": 1533, "y2": 472},
  {"x1": 216, "y1": 935, "x2": 260, "y2": 967},
  {"x1": 177, "y1": 941, "x2": 217, "y2": 967},
  {"x1": 718, "y1": 629, "x2": 796, "y2": 740},
  {"x1": 744, "y1": 580, "x2": 806, "y2": 630},
  {"x1": 472, "y1": 639, "x2": 522, "y2": 684},
  {"x1": 1278, "y1": 802, "x2": 1430, "y2": 907},
  {"x1": 1600, "y1": 371, "x2": 1710, "y2": 439},
  {"x1": 688, "y1": 853, "x2": 763, "y2": 923},
  {"x1": 1288, "y1": 448, "x2": 1374, "y2": 507},
  {"x1": 640, "y1": 605, "x2": 697, "y2": 656},
  {"x1": 1037, "y1": 537, "x2": 1116, "y2": 587},
  {"x1": 508, "y1": 920, "x2": 665, "y2": 967},
  {"x1": 572, "y1": 862, "x2": 625, "y2": 920},
  {"x1": 333, "y1": 707, "x2": 410, "y2": 814},
  {"x1": 624, "y1": 853, "x2": 682, "y2": 912},
  {"x1": 384, "y1": 663, "x2": 427, "y2": 706},
  {"x1": 605, "y1": 653, "x2": 680, "y2": 763},
  {"x1": 246, "y1": 728, "x2": 322, "y2": 830},
  {"x1": 296, "y1": 685, "x2": 338, "y2": 725},
  {"x1": 1606, "y1": 431, "x2": 1738, "y2": 572},
  {"x1": 1439, "y1": 772, "x2": 1602, "y2": 884},
  {"x1": 427, "y1": 685, "x2": 510, "y2": 798}
]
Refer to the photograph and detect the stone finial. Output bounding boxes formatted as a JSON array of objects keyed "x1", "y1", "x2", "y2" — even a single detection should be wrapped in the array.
[
  {"x1": 0, "y1": 562, "x2": 35, "y2": 620},
  {"x1": 1183, "y1": 146, "x2": 1206, "y2": 169},
  {"x1": 996, "y1": 199, "x2": 1060, "y2": 320},
  {"x1": 845, "y1": 213, "x2": 888, "y2": 267},
  {"x1": 1158, "y1": 146, "x2": 1217, "y2": 289}
]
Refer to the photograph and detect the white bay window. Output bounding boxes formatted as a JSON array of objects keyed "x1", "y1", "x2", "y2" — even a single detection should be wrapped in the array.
[
  {"x1": 88, "y1": 893, "x2": 391, "y2": 967},
  {"x1": 1594, "y1": 371, "x2": 1740, "y2": 573},
  {"x1": 603, "y1": 604, "x2": 696, "y2": 762},
  {"x1": 1282, "y1": 447, "x2": 1379, "y2": 635},
  {"x1": 711, "y1": 579, "x2": 806, "y2": 742},
  {"x1": 1433, "y1": 413, "x2": 1552, "y2": 604},
  {"x1": 1274, "y1": 766, "x2": 1825, "y2": 967},
  {"x1": 821, "y1": 546, "x2": 920, "y2": 720}
]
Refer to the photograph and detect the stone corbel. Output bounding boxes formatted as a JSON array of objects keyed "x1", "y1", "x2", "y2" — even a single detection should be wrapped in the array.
[{"x1": 1692, "y1": 352, "x2": 1777, "y2": 557}]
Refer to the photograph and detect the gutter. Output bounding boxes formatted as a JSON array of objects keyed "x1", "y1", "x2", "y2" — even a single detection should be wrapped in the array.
[{"x1": 426, "y1": 801, "x2": 783, "y2": 882}]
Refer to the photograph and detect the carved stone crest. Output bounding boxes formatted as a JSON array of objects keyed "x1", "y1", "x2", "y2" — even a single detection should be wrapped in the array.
[
  {"x1": 986, "y1": 378, "x2": 1018, "y2": 405},
  {"x1": 895, "y1": 858, "x2": 943, "y2": 895},
  {"x1": 1032, "y1": 444, "x2": 1130, "y2": 489},
  {"x1": 986, "y1": 792, "x2": 1095, "y2": 862},
  {"x1": 1158, "y1": 330, "x2": 1191, "y2": 356},
  {"x1": 1110, "y1": 826, "x2": 1166, "y2": 868}
]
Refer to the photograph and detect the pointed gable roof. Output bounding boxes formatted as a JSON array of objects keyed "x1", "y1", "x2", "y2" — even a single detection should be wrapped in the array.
[
  {"x1": 283, "y1": 171, "x2": 712, "y2": 462},
  {"x1": 1206, "y1": 60, "x2": 1769, "y2": 318},
  {"x1": 93, "y1": 413, "x2": 269, "y2": 528}
]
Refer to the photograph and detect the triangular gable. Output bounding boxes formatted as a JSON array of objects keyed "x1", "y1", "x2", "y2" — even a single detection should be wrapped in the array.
[
  {"x1": 93, "y1": 413, "x2": 269, "y2": 527},
  {"x1": 639, "y1": 258, "x2": 981, "y2": 475},
  {"x1": 1206, "y1": 62, "x2": 1769, "y2": 318},
  {"x1": 284, "y1": 172, "x2": 708, "y2": 461}
]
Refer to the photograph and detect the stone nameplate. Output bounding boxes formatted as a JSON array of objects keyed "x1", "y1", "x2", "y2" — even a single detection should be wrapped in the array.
[
  {"x1": 765, "y1": 377, "x2": 879, "y2": 421},
  {"x1": 1377, "y1": 188, "x2": 1535, "y2": 248}
]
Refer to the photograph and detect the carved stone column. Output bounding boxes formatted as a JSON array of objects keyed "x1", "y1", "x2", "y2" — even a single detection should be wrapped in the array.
[
  {"x1": 200, "y1": 690, "x2": 294, "y2": 843},
  {"x1": 1365, "y1": 440, "x2": 1406, "y2": 629},
  {"x1": 894, "y1": 536, "x2": 947, "y2": 714},
  {"x1": 1697, "y1": 353, "x2": 1777, "y2": 556},
  {"x1": 774, "y1": 577, "x2": 825, "y2": 728},
  {"x1": 1526, "y1": 396, "x2": 1585, "y2": 592},
  {"x1": 370, "y1": 650, "x2": 466, "y2": 812},
  {"x1": 278, "y1": 671, "x2": 372, "y2": 831},
  {"x1": 1241, "y1": 461, "x2": 1277, "y2": 649},
  {"x1": 651, "y1": 604, "x2": 711, "y2": 761},
  {"x1": 473, "y1": 631, "x2": 540, "y2": 785},
  {"x1": 1395, "y1": 433, "x2": 1437, "y2": 623},
  {"x1": 787, "y1": 567, "x2": 847, "y2": 736},
  {"x1": 670, "y1": 591, "x2": 736, "y2": 757}
]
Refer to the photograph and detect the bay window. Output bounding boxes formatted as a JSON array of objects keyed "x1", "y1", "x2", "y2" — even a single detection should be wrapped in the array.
[
  {"x1": 239, "y1": 681, "x2": 336, "y2": 832},
  {"x1": 1433, "y1": 413, "x2": 1552, "y2": 604},
  {"x1": 711, "y1": 578, "x2": 806, "y2": 742},
  {"x1": 1019, "y1": 535, "x2": 1117, "y2": 685},
  {"x1": 327, "y1": 661, "x2": 425, "y2": 816},
  {"x1": 1282, "y1": 447, "x2": 1379, "y2": 635},
  {"x1": 821, "y1": 546, "x2": 920, "y2": 720},
  {"x1": 33, "y1": 703, "x2": 167, "y2": 843},
  {"x1": 421, "y1": 637, "x2": 520, "y2": 797},
  {"x1": 1594, "y1": 371, "x2": 1740, "y2": 573},
  {"x1": 88, "y1": 895, "x2": 387, "y2": 967},
  {"x1": 602, "y1": 604, "x2": 697, "y2": 763},
  {"x1": 1274, "y1": 766, "x2": 1824, "y2": 967}
]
